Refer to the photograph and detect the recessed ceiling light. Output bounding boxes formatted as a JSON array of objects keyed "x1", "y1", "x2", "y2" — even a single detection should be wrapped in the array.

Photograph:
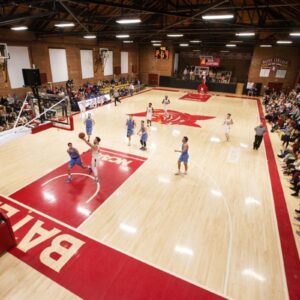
[
  {"x1": 153, "y1": 43, "x2": 161, "y2": 46},
  {"x1": 260, "y1": 44, "x2": 272, "y2": 47},
  {"x1": 151, "y1": 40, "x2": 162, "y2": 43},
  {"x1": 116, "y1": 34, "x2": 130, "y2": 38},
  {"x1": 190, "y1": 40, "x2": 201, "y2": 43},
  {"x1": 167, "y1": 34, "x2": 184, "y2": 37},
  {"x1": 83, "y1": 35, "x2": 96, "y2": 39},
  {"x1": 11, "y1": 26, "x2": 28, "y2": 31},
  {"x1": 54, "y1": 22, "x2": 75, "y2": 28},
  {"x1": 180, "y1": 43, "x2": 189, "y2": 47},
  {"x1": 226, "y1": 44, "x2": 236, "y2": 47},
  {"x1": 202, "y1": 14, "x2": 234, "y2": 20},
  {"x1": 289, "y1": 32, "x2": 300, "y2": 36},
  {"x1": 123, "y1": 40, "x2": 133, "y2": 43},
  {"x1": 116, "y1": 19, "x2": 141, "y2": 24},
  {"x1": 235, "y1": 32, "x2": 255, "y2": 36},
  {"x1": 276, "y1": 40, "x2": 292, "y2": 44}
]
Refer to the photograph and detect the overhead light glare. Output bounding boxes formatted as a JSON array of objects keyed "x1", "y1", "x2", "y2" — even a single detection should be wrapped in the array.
[
  {"x1": 276, "y1": 40, "x2": 292, "y2": 44},
  {"x1": 167, "y1": 34, "x2": 183, "y2": 37},
  {"x1": 260, "y1": 44, "x2": 272, "y2": 48},
  {"x1": 11, "y1": 26, "x2": 28, "y2": 31},
  {"x1": 116, "y1": 18, "x2": 141, "y2": 24},
  {"x1": 54, "y1": 22, "x2": 75, "y2": 28},
  {"x1": 83, "y1": 35, "x2": 96, "y2": 39},
  {"x1": 116, "y1": 34, "x2": 130, "y2": 38},
  {"x1": 202, "y1": 14, "x2": 234, "y2": 20},
  {"x1": 236, "y1": 32, "x2": 255, "y2": 36}
]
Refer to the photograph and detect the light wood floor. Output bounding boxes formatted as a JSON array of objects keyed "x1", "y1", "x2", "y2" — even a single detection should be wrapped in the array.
[{"x1": 0, "y1": 89, "x2": 294, "y2": 299}]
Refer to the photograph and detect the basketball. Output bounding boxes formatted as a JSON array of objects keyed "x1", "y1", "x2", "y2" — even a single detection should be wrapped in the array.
[{"x1": 78, "y1": 132, "x2": 85, "y2": 139}]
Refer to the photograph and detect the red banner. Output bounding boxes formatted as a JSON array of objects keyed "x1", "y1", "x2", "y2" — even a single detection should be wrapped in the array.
[{"x1": 200, "y1": 57, "x2": 220, "y2": 67}]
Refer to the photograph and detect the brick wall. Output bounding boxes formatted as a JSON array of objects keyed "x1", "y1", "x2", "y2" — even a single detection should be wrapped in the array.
[
  {"x1": 248, "y1": 46, "x2": 300, "y2": 91},
  {"x1": 139, "y1": 46, "x2": 174, "y2": 84},
  {"x1": 0, "y1": 30, "x2": 139, "y2": 97}
]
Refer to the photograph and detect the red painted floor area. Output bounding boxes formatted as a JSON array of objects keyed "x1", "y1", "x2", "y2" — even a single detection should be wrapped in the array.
[
  {"x1": 10, "y1": 148, "x2": 146, "y2": 228},
  {"x1": 0, "y1": 196, "x2": 224, "y2": 300},
  {"x1": 179, "y1": 93, "x2": 211, "y2": 102},
  {"x1": 131, "y1": 109, "x2": 215, "y2": 128}
]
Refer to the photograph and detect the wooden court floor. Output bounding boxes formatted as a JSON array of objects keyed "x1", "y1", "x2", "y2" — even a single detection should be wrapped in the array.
[{"x1": 0, "y1": 89, "x2": 299, "y2": 300}]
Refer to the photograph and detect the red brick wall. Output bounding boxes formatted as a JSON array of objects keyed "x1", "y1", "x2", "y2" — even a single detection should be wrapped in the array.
[
  {"x1": 139, "y1": 46, "x2": 174, "y2": 84},
  {"x1": 248, "y1": 46, "x2": 300, "y2": 92},
  {"x1": 0, "y1": 30, "x2": 139, "y2": 97}
]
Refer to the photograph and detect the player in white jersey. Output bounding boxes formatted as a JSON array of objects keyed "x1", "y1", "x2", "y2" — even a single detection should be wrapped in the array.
[
  {"x1": 162, "y1": 96, "x2": 170, "y2": 118},
  {"x1": 146, "y1": 103, "x2": 154, "y2": 126},
  {"x1": 223, "y1": 113, "x2": 233, "y2": 142},
  {"x1": 81, "y1": 136, "x2": 101, "y2": 183}
]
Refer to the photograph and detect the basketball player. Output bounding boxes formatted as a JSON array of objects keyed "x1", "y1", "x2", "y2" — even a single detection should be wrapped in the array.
[
  {"x1": 223, "y1": 113, "x2": 233, "y2": 142},
  {"x1": 78, "y1": 94, "x2": 86, "y2": 119},
  {"x1": 146, "y1": 103, "x2": 154, "y2": 126},
  {"x1": 113, "y1": 88, "x2": 121, "y2": 106},
  {"x1": 84, "y1": 113, "x2": 95, "y2": 142},
  {"x1": 174, "y1": 136, "x2": 189, "y2": 175},
  {"x1": 66, "y1": 142, "x2": 89, "y2": 183},
  {"x1": 126, "y1": 115, "x2": 136, "y2": 146},
  {"x1": 162, "y1": 96, "x2": 170, "y2": 118},
  {"x1": 81, "y1": 136, "x2": 101, "y2": 183},
  {"x1": 137, "y1": 120, "x2": 148, "y2": 150}
]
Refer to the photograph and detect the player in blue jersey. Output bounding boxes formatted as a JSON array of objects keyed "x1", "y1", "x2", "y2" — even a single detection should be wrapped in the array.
[
  {"x1": 66, "y1": 142, "x2": 89, "y2": 182},
  {"x1": 137, "y1": 120, "x2": 148, "y2": 150},
  {"x1": 84, "y1": 113, "x2": 95, "y2": 142},
  {"x1": 126, "y1": 115, "x2": 136, "y2": 146},
  {"x1": 174, "y1": 136, "x2": 189, "y2": 175}
]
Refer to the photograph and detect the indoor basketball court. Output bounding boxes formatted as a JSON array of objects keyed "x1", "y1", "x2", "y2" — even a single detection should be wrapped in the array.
[{"x1": 0, "y1": 1, "x2": 300, "y2": 300}]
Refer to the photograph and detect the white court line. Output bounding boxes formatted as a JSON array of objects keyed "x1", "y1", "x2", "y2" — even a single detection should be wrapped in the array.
[
  {"x1": 42, "y1": 173, "x2": 100, "y2": 204},
  {"x1": 101, "y1": 149, "x2": 147, "y2": 162},
  {"x1": 0, "y1": 193, "x2": 230, "y2": 300}
]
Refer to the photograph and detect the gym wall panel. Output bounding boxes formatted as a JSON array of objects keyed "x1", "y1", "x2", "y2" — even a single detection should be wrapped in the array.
[
  {"x1": 49, "y1": 48, "x2": 68, "y2": 83},
  {"x1": 121, "y1": 51, "x2": 128, "y2": 74},
  {"x1": 80, "y1": 49, "x2": 94, "y2": 79}
]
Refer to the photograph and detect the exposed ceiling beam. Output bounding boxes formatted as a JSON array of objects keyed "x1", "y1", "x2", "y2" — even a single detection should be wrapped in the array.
[{"x1": 0, "y1": 11, "x2": 56, "y2": 26}]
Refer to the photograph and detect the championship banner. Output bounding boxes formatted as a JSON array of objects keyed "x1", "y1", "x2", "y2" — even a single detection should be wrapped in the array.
[{"x1": 261, "y1": 58, "x2": 289, "y2": 69}]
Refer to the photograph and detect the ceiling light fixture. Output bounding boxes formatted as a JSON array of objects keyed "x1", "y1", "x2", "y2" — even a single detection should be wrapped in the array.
[
  {"x1": 202, "y1": 14, "x2": 234, "y2": 20},
  {"x1": 123, "y1": 40, "x2": 133, "y2": 43},
  {"x1": 151, "y1": 40, "x2": 162, "y2": 43},
  {"x1": 230, "y1": 40, "x2": 243, "y2": 43},
  {"x1": 153, "y1": 43, "x2": 161, "y2": 47},
  {"x1": 11, "y1": 26, "x2": 28, "y2": 31},
  {"x1": 116, "y1": 34, "x2": 130, "y2": 38},
  {"x1": 190, "y1": 40, "x2": 201, "y2": 43},
  {"x1": 289, "y1": 32, "x2": 300, "y2": 36},
  {"x1": 167, "y1": 34, "x2": 184, "y2": 37},
  {"x1": 226, "y1": 44, "x2": 236, "y2": 47},
  {"x1": 235, "y1": 32, "x2": 255, "y2": 36},
  {"x1": 260, "y1": 44, "x2": 272, "y2": 47},
  {"x1": 83, "y1": 35, "x2": 96, "y2": 39},
  {"x1": 116, "y1": 18, "x2": 141, "y2": 24},
  {"x1": 54, "y1": 22, "x2": 75, "y2": 28},
  {"x1": 276, "y1": 40, "x2": 292, "y2": 44},
  {"x1": 180, "y1": 43, "x2": 189, "y2": 47}
]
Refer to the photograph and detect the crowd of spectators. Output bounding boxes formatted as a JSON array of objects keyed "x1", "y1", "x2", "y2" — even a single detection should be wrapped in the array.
[
  {"x1": 0, "y1": 77, "x2": 141, "y2": 132},
  {"x1": 264, "y1": 87, "x2": 300, "y2": 225},
  {"x1": 178, "y1": 65, "x2": 232, "y2": 83},
  {"x1": 0, "y1": 95, "x2": 32, "y2": 132}
]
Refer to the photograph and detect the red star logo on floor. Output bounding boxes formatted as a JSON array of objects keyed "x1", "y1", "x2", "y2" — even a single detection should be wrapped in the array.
[{"x1": 130, "y1": 109, "x2": 215, "y2": 128}]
